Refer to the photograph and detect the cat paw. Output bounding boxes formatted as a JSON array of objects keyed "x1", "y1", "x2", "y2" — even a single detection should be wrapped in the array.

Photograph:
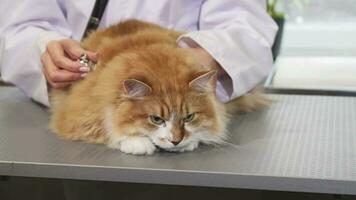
[
  {"x1": 119, "y1": 136, "x2": 156, "y2": 155},
  {"x1": 179, "y1": 141, "x2": 199, "y2": 152}
]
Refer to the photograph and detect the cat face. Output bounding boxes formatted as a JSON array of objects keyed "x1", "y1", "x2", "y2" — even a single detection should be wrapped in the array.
[
  {"x1": 102, "y1": 47, "x2": 227, "y2": 152},
  {"x1": 112, "y1": 70, "x2": 227, "y2": 152}
]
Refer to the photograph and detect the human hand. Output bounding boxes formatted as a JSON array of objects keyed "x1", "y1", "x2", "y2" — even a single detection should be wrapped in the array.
[
  {"x1": 41, "y1": 39, "x2": 97, "y2": 89},
  {"x1": 183, "y1": 48, "x2": 225, "y2": 78}
]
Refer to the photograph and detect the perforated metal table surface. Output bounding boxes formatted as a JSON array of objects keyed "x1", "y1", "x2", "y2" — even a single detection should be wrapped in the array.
[{"x1": 0, "y1": 87, "x2": 355, "y2": 195}]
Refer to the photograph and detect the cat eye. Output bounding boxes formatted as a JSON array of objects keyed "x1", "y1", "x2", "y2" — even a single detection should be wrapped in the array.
[
  {"x1": 184, "y1": 113, "x2": 195, "y2": 123},
  {"x1": 149, "y1": 115, "x2": 165, "y2": 125}
]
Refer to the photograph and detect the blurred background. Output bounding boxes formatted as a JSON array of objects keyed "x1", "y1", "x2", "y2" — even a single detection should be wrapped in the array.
[
  {"x1": 277, "y1": 0, "x2": 356, "y2": 56},
  {"x1": 269, "y1": 0, "x2": 356, "y2": 92}
]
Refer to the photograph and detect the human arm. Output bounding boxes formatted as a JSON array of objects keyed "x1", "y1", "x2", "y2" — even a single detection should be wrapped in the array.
[
  {"x1": 0, "y1": 0, "x2": 95, "y2": 106},
  {"x1": 178, "y1": 0, "x2": 278, "y2": 102}
]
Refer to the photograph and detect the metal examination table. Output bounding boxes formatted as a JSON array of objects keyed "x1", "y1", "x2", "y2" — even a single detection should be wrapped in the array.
[{"x1": 0, "y1": 87, "x2": 355, "y2": 195}]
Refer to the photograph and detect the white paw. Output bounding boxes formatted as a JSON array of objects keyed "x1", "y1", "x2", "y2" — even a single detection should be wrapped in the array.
[
  {"x1": 119, "y1": 136, "x2": 156, "y2": 155},
  {"x1": 179, "y1": 141, "x2": 199, "y2": 152}
]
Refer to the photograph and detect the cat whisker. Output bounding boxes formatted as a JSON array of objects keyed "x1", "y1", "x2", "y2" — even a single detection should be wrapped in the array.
[
  {"x1": 216, "y1": 140, "x2": 239, "y2": 149},
  {"x1": 197, "y1": 135, "x2": 239, "y2": 149}
]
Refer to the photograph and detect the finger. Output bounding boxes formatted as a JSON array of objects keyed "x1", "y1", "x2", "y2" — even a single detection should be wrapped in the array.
[
  {"x1": 47, "y1": 41, "x2": 82, "y2": 72},
  {"x1": 43, "y1": 67, "x2": 72, "y2": 89},
  {"x1": 41, "y1": 51, "x2": 60, "y2": 80},
  {"x1": 49, "y1": 79, "x2": 73, "y2": 89},
  {"x1": 42, "y1": 53, "x2": 77, "y2": 89},
  {"x1": 52, "y1": 69, "x2": 83, "y2": 82},
  {"x1": 42, "y1": 62, "x2": 52, "y2": 83},
  {"x1": 42, "y1": 52, "x2": 83, "y2": 82},
  {"x1": 86, "y1": 51, "x2": 98, "y2": 62},
  {"x1": 61, "y1": 39, "x2": 98, "y2": 62},
  {"x1": 51, "y1": 82, "x2": 73, "y2": 89},
  {"x1": 61, "y1": 39, "x2": 86, "y2": 59}
]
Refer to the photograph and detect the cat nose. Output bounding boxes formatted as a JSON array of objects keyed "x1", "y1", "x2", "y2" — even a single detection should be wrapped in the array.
[{"x1": 171, "y1": 140, "x2": 182, "y2": 146}]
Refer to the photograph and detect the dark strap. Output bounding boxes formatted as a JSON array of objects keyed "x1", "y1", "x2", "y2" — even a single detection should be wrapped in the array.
[{"x1": 82, "y1": 0, "x2": 109, "y2": 39}]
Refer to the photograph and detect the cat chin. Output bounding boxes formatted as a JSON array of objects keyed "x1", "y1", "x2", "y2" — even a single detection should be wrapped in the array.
[
  {"x1": 149, "y1": 129, "x2": 226, "y2": 153},
  {"x1": 108, "y1": 135, "x2": 199, "y2": 155},
  {"x1": 154, "y1": 140, "x2": 199, "y2": 153}
]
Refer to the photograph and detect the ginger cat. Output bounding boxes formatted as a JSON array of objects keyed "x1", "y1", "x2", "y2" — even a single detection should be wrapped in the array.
[{"x1": 49, "y1": 20, "x2": 268, "y2": 155}]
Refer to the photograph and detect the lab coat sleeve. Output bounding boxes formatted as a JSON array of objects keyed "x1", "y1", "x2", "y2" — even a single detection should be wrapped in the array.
[
  {"x1": 177, "y1": 0, "x2": 278, "y2": 102},
  {"x1": 0, "y1": 0, "x2": 72, "y2": 106}
]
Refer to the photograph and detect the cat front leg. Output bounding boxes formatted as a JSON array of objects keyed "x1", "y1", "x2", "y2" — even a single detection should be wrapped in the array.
[
  {"x1": 178, "y1": 141, "x2": 199, "y2": 152},
  {"x1": 111, "y1": 136, "x2": 157, "y2": 155}
]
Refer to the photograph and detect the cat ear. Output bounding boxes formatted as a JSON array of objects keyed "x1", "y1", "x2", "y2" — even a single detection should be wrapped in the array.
[
  {"x1": 123, "y1": 79, "x2": 152, "y2": 98},
  {"x1": 189, "y1": 70, "x2": 217, "y2": 93}
]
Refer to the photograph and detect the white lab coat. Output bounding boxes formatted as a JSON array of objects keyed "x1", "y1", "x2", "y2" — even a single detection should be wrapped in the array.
[{"x1": 0, "y1": 0, "x2": 277, "y2": 107}]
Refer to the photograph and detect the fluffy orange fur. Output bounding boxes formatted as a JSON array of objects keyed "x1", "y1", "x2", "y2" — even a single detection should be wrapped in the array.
[{"x1": 49, "y1": 20, "x2": 268, "y2": 155}]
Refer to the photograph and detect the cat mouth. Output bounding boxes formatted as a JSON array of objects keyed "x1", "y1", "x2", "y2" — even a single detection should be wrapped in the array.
[{"x1": 148, "y1": 137, "x2": 188, "y2": 152}]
